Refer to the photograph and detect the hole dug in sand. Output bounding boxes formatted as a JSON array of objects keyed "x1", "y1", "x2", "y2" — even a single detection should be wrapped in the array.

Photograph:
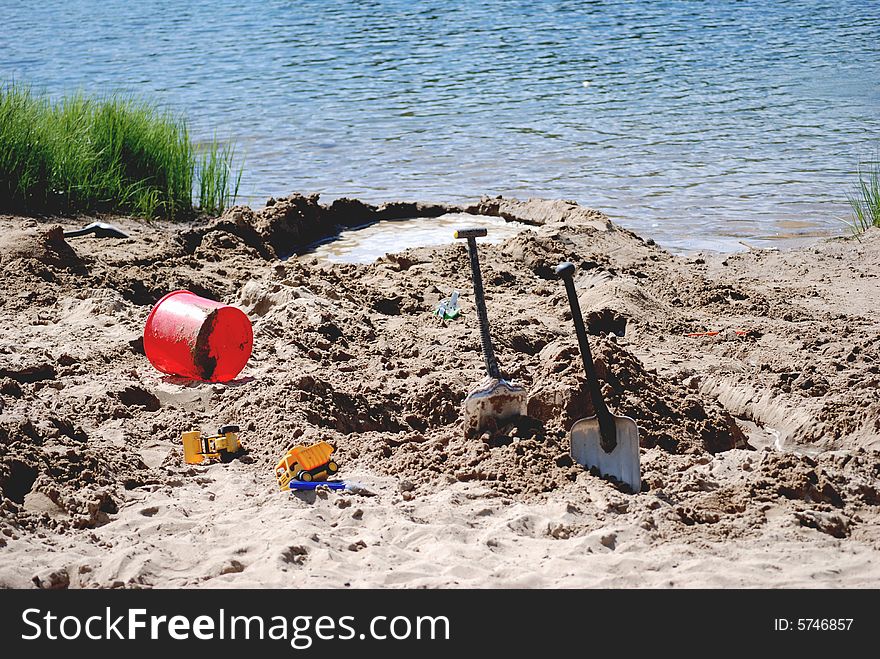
[
  {"x1": 586, "y1": 308, "x2": 627, "y2": 337},
  {"x1": 1, "y1": 460, "x2": 38, "y2": 504}
]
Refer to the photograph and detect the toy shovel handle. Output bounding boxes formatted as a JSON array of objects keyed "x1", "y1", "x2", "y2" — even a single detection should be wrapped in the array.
[
  {"x1": 555, "y1": 262, "x2": 617, "y2": 453},
  {"x1": 455, "y1": 228, "x2": 501, "y2": 379},
  {"x1": 62, "y1": 225, "x2": 94, "y2": 237},
  {"x1": 63, "y1": 222, "x2": 129, "y2": 239}
]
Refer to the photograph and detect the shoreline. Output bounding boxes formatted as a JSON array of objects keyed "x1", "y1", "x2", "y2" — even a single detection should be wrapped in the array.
[
  {"x1": 7, "y1": 190, "x2": 847, "y2": 258},
  {"x1": 1, "y1": 196, "x2": 878, "y2": 588}
]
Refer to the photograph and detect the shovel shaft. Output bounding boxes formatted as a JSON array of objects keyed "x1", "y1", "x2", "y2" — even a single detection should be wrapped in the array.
[
  {"x1": 63, "y1": 222, "x2": 129, "y2": 239},
  {"x1": 62, "y1": 227, "x2": 92, "y2": 237},
  {"x1": 556, "y1": 262, "x2": 618, "y2": 453},
  {"x1": 456, "y1": 230, "x2": 501, "y2": 379}
]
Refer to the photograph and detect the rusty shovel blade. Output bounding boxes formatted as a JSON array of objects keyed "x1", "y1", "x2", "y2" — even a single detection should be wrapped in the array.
[{"x1": 462, "y1": 377, "x2": 528, "y2": 438}]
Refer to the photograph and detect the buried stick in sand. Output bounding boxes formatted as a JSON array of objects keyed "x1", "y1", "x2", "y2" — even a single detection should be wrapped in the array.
[{"x1": 454, "y1": 228, "x2": 527, "y2": 438}]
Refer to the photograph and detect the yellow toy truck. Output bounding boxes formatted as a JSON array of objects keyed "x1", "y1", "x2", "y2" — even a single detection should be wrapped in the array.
[
  {"x1": 275, "y1": 441, "x2": 338, "y2": 490},
  {"x1": 182, "y1": 425, "x2": 242, "y2": 465}
]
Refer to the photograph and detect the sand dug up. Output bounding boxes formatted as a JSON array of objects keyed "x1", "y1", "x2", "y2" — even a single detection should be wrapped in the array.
[{"x1": 0, "y1": 196, "x2": 878, "y2": 588}]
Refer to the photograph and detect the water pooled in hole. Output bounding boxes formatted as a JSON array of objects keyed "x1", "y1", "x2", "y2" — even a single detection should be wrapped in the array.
[{"x1": 309, "y1": 213, "x2": 529, "y2": 264}]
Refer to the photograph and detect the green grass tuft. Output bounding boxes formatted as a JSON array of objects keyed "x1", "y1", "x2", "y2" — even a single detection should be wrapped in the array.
[
  {"x1": 0, "y1": 82, "x2": 241, "y2": 220},
  {"x1": 847, "y1": 157, "x2": 880, "y2": 236},
  {"x1": 197, "y1": 139, "x2": 242, "y2": 217}
]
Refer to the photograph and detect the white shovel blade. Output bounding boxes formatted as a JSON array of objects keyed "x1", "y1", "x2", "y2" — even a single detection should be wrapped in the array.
[
  {"x1": 462, "y1": 377, "x2": 527, "y2": 438},
  {"x1": 571, "y1": 415, "x2": 641, "y2": 492}
]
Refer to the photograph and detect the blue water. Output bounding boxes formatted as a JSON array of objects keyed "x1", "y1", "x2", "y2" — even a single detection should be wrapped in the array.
[{"x1": 2, "y1": 0, "x2": 879, "y2": 249}]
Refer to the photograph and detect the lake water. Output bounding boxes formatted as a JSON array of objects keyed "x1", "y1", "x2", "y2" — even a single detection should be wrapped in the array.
[{"x1": 2, "y1": 0, "x2": 879, "y2": 250}]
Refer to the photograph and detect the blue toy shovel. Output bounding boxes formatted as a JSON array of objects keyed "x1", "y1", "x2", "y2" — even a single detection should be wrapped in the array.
[{"x1": 289, "y1": 481, "x2": 348, "y2": 492}]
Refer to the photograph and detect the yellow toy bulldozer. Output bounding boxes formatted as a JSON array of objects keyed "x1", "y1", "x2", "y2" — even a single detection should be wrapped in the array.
[
  {"x1": 275, "y1": 441, "x2": 338, "y2": 490},
  {"x1": 182, "y1": 425, "x2": 242, "y2": 465}
]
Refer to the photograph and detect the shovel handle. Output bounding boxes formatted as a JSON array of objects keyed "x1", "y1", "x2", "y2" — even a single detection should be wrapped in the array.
[
  {"x1": 63, "y1": 222, "x2": 129, "y2": 239},
  {"x1": 453, "y1": 228, "x2": 487, "y2": 239},
  {"x1": 62, "y1": 227, "x2": 93, "y2": 238},
  {"x1": 555, "y1": 262, "x2": 617, "y2": 453},
  {"x1": 455, "y1": 229, "x2": 501, "y2": 379}
]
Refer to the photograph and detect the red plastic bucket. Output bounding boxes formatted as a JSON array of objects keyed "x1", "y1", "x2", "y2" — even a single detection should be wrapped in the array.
[{"x1": 143, "y1": 290, "x2": 253, "y2": 382}]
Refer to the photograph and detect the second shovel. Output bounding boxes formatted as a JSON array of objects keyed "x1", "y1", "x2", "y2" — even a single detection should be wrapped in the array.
[
  {"x1": 555, "y1": 261, "x2": 641, "y2": 492},
  {"x1": 455, "y1": 228, "x2": 527, "y2": 438}
]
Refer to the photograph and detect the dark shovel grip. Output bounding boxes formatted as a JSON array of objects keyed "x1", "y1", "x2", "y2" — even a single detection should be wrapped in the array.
[
  {"x1": 63, "y1": 222, "x2": 129, "y2": 239},
  {"x1": 456, "y1": 229, "x2": 501, "y2": 379},
  {"x1": 555, "y1": 261, "x2": 617, "y2": 453},
  {"x1": 62, "y1": 227, "x2": 92, "y2": 237},
  {"x1": 454, "y1": 228, "x2": 487, "y2": 239}
]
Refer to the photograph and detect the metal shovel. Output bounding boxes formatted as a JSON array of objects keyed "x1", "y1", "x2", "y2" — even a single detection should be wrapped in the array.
[
  {"x1": 555, "y1": 262, "x2": 641, "y2": 492},
  {"x1": 63, "y1": 222, "x2": 129, "y2": 239},
  {"x1": 455, "y1": 228, "x2": 527, "y2": 438}
]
